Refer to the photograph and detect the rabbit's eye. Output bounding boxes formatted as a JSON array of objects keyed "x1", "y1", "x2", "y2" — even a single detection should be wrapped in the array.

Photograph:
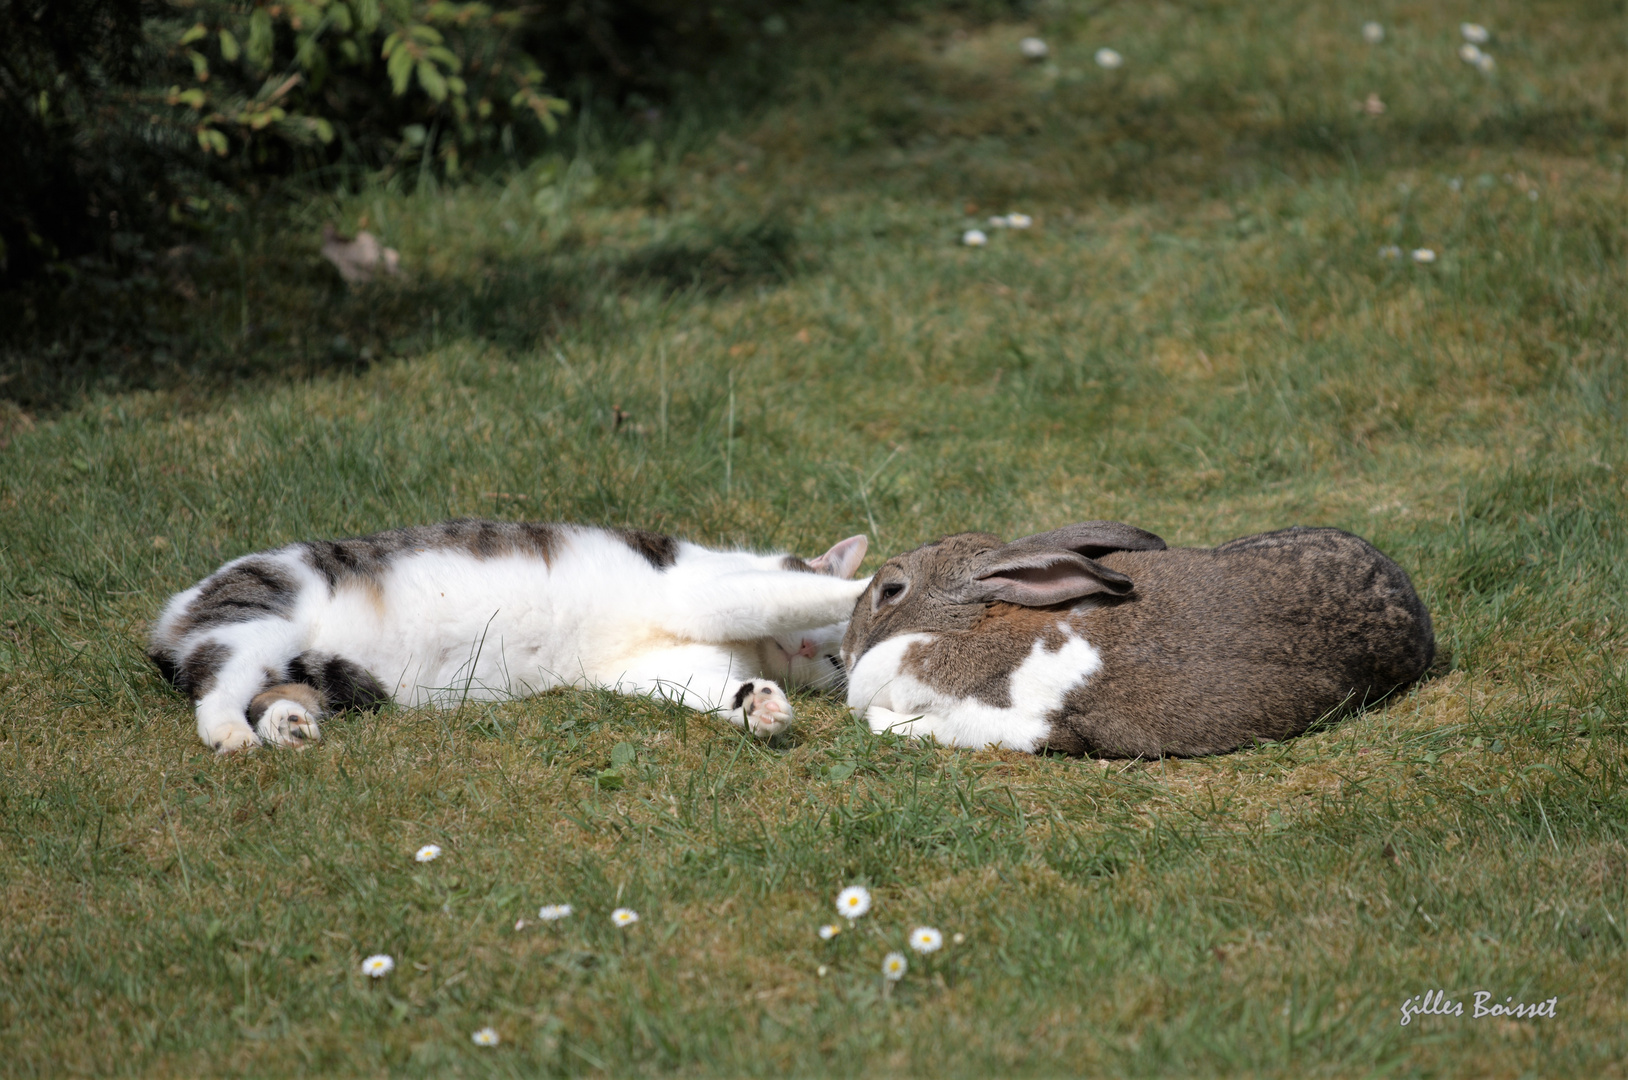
[{"x1": 879, "y1": 582, "x2": 905, "y2": 601}]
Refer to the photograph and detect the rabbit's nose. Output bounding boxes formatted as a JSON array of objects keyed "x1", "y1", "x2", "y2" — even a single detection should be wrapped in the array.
[{"x1": 796, "y1": 638, "x2": 817, "y2": 658}]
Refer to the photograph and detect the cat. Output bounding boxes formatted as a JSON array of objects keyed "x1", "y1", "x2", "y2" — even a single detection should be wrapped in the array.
[{"x1": 148, "y1": 519, "x2": 869, "y2": 753}]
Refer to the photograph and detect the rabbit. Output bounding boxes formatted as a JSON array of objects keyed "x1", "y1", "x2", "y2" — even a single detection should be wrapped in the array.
[
  {"x1": 841, "y1": 522, "x2": 1435, "y2": 757},
  {"x1": 150, "y1": 520, "x2": 869, "y2": 753}
]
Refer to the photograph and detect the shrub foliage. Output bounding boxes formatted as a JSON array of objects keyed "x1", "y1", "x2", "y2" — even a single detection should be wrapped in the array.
[{"x1": 0, "y1": 0, "x2": 569, "y2": 287}]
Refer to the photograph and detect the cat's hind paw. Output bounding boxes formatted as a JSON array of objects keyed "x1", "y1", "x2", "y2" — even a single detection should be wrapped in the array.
[
  {"x1": 729, "y1": 680, "x2": 794, "y2": 739},
  {"x1": 249, "y1": 684, "x2": 325, "y2": 748}
]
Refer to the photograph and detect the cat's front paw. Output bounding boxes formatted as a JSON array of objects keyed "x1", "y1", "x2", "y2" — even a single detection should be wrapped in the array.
[
  {"x1": 731, "y1": 680, "x2": 794, "y2": 739},
  {"x1": 211, "y1": 725, "x2": 261, "y2": 754}
]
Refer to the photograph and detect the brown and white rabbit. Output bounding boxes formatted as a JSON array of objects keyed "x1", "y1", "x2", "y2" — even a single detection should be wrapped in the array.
[{"x1": 842, "y1": 523, "x2": 1434, "y2": 757}]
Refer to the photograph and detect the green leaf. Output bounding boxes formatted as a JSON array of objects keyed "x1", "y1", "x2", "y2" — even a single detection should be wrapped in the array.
[
  {"x1": 218, "y1": 29, "x2": 241, "y2": 63},
  {"x1": 417, "y1": 60, "x2": 448, "y2": 102},
  {"x1": 198, "y1": 128, "x2": 229, "y2": 156},
  {"x1": 179, "y1": 23, "x2": 208, "y2": 46},
  {"x1": 351, "y1": 0, "x2": 382, "y2": 33},
  {"x1": 187, "y1": 50, "x2": 210, "y2": 82},
  {"x1": 610, "y1": 742, "x2": 637, "y2": 769},
  {"x1": 247, "y1": 9, "x2": 274, "y2": 67},
  {"x1": 386, "y1": 47, "x2": 413, "y2": 95},
  {"x1": 312, "y1": 117, "x2": 335, "y2": 143}
]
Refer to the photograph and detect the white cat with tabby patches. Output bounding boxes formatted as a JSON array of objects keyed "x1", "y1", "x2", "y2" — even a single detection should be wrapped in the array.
[{"x1": 149, "y1": 520, "x2": 868, "y2": 753}]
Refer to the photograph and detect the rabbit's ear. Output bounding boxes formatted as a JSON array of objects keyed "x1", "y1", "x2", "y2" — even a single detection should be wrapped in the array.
[
  {"x1": 807, "y1": 535, "x2": 868, "y2": 579},
  {"x1": 1007, "y1": 521, "x2": 1166, "y2": 559},
  {"x1": 968, "y1": 550, "x2": 1134, "y2": 607}
]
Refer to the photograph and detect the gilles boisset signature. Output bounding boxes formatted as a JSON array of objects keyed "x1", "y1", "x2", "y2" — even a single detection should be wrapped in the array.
[{"x1": 1399, "y1": 990, "x2": 1559, "y2": 1026}]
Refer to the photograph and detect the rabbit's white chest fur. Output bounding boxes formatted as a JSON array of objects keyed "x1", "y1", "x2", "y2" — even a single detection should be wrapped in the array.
[{"x1": 847, "y1": 623, "x2": 1102, "y2": 752}]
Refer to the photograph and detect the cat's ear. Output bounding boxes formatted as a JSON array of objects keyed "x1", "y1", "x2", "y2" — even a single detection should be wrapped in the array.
[{"x1": 807, "y1": 535, "x2": 867, "y2": 579}]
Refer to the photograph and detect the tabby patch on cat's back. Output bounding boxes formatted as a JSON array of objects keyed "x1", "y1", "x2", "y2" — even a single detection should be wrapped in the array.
[{"x1": 150, "y1": 520, "x2": 869, "y2": 753}]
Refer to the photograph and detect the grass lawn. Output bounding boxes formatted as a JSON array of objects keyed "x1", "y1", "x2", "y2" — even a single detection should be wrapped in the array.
[{"x1": 2, "y1": 1, "x2": 1626, "y2": 1076}]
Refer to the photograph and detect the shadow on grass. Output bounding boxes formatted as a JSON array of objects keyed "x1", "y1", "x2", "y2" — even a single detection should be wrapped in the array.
[{"x1": 0, "y1": 216, "x2": 805, "y2": 415}]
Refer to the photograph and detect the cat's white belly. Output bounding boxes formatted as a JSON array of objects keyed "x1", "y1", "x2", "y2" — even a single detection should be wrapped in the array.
[{"x1": 302, "y1": 548, "x2": 678, "y2": 707}]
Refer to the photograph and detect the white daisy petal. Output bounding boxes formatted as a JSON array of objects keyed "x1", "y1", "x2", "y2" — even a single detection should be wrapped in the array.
[
  {"x1": 1411, "y1": 248, "x2": 1437, "y2": 264},
  {"x1": 836, "y1": 885, "x2": 872, "y2": 920},
  {"x1": 962, "y1": 229, "x2": 988, "y2": 247},
  {"x1": 1461, "y1": 23, "x2": 1490, "y2": 44},
  {"x1": 882, "y1": 952, "x2": 908, "y2": 981},
  {"x1": 361, "y1": 954, "x2": 394, "y2": 978},
  {"x1": 538, "y1": 903, "x2": 573, "y2": 922},
  {"x1": 471, "y1": 1027, "x2": 500, "y2": 1047},
  {"x1": 414, "y1": 844, "x2": 442, "y2": 863},
  {"x1": 1459, "y1": 43, "x2": 1484, "y2": 64},
  {"x1": 1361, "y1": 22, "x2": 1384, "y2": 44},
  {"x1": 611, "y1": 907, "x2": 640, "y2": 927},
  {"x1": 1019, "y1": 37, "x2": 1049, "y2": 60},
  {"x1": 909, "y1": 926, "x2": 944, "y2": 954},
  {"x1": 818, "y1": 923, "x2": 842, "y2": 941},
  {"x1": 1095, "y1": 47, "x2": 1124, "y2": 70}
]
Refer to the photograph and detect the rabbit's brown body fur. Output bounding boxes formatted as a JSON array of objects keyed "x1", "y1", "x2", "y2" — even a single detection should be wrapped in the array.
[
  {"x1": 844, "y1": 525, "x2": 1434, "y2": 757},
  {"x1": 1053, "y1": 529, "x2": 1434, "y2": 756}
]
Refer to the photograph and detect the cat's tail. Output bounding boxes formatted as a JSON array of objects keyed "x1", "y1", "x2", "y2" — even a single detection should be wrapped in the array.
[{"x1": 280, "y1": 651, "x2": 390, "y2": 714}]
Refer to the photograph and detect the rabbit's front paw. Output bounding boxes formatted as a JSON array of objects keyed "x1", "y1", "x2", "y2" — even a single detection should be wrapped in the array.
[{"x1": 731, "y1": 680, "x2": 794, "y2": 738}]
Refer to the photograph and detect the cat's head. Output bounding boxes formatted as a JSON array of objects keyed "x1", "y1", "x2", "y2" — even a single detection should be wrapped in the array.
[{"x1": 767, "y1": 623, "x2": 849, "y2": 692}]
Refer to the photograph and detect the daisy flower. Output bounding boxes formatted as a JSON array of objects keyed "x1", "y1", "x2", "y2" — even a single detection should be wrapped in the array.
[
  {"x1": 952, "y1": 932, "x2": 966, "y2": 945},
  {"x1": 360, "y1": 954, "x2": 394, "y2": 978},
  {"x1": 882, "y1": 952, "x2": 908, "y2": 981},
  {"x1": 1005, "y1": 213, "x2": 1033, "y2": 229},
  {"x1": 1019, "y1": 37, "x2": 1049, "y2": 60},
  {"x1": 1095, "y1": 48, "x2": 1124, "y2": 70},
  {"x1": 1475, "y1": 53, "x2": 1496, "y2": 73},
  {"x1": 538, "y1": 904, "x2": 573, "y2": 922},
  {"x1": 471, "y1": 1027, "x2": 500, "y2": 1047},
  {"x1": 611, "y1": 907, "x2": 640, "y2": 928},
  {"x1": 513, "y1": 919, "x2": 528, "y2": 931},
  {"x1": 818, "y1": 924, "x2": 843, "y2": 941},
  {"x1": 1460, "y1": 23, "x2": 1490, "y2": 44},
  {"x1": 414, "y1": 844, "x2": 442, "y2": 863},
  {"x1": 1361, "y1": 22, "x2": 1384, "y2": 44},
  {"x1": 909, "y1": 927, "x2": 944, "y2": 954},
  {"x1": 1378, "y1": 245, "x2": 1402, "y2": 260},
  {"x1": 817, "y1": 964, "x2": 829, "y2": 977},
  {"x1": 1459, "y1": 43, "x2": 1484, "y2": 65},
  {"x1": 836, "y1": 885, "x2": 872, "y2": 920},
  {"x1": 1411, "y1": 248, "x2": 1437, "y2": 264},
  {"x1": 962, "y1": 229, "x2": 988, "y2": 247}
]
